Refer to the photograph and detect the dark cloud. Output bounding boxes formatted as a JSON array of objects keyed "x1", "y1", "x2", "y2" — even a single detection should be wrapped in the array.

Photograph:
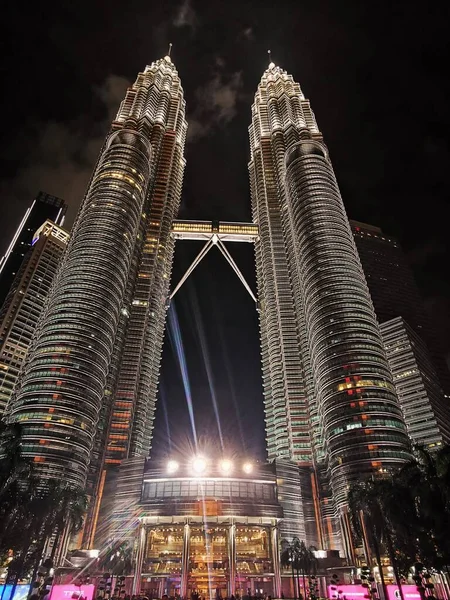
[
  {"x1": 173, "y1": 0, "x2": 198, "y2": 31},
  {"x1": 188, "y1": 68, "x2": 244, "y2": 141},
  {"x1": 242, "y1": 27, "x2": 254, "y2": 41},
  {"x1": 0, "y1": 75, "x2": 129, "y2": 228}
]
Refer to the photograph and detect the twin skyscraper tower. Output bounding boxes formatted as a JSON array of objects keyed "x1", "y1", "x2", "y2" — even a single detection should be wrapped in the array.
[{"x1": 6, "y1": 53, "x2": 412, "y2": 554}]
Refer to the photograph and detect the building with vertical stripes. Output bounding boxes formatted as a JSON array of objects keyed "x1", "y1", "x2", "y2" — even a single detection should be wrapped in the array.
[
  {"x1": 350, "y1": 220, "x2": 450, "y2": 396},
  {"x1": 381, "y1": 316, "x2": 450, "y2": 447}
]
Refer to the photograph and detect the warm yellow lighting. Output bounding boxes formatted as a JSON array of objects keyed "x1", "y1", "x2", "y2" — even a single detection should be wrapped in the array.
[
  {"x1": 219, "y1": 459, "x2": 233, "y2": 474},
  {"x1": 242, "y1": 462, "x2": 253, "y2": 474},
  {"x1": 167, "y1": 460, "x2": 179, "y2": 474},
  {"x1": 192, "y1": 456, "x2": 207, "y2": 475}
]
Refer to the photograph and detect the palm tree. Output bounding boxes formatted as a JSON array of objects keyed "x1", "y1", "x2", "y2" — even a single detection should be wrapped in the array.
[
  {"x1": 0, "y1": 422, "x2": 31, "y2": 501},
  {"x1": 280, "y1": 538, "x2": 317, "y2": 600},
  {"x1": 348, "y1": 480, "x2": 393, "y2": 600},
  {"x1": 400, "y1": 445, "x2": 450, "y2": 572},
  {"x1": 1, "y1": 477, "x2": 88, "y2": 598},
  {"x1": 97, "y1": 542, "x2": 134, "y2": 577},
  {"x1": 291, "y1": 539, "x2": 317, "y2": 600},
  {"x1": 281, "y1": 539, "x2": 298, "y2": 599},
  {"x1": 46, "y1": 483, "x2": 88, "y2": 562}
]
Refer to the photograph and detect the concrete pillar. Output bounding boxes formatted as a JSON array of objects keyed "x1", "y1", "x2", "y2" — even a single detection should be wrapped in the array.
[
  {"x1": 271, "y1": 526, "x2": 281, "y2": 598},
  {"x1": 181, "y1": 523, "x2": 191, "y2": 599},
  {"x1": 227, "y1": 523, "x2": 236, "y2": 597},
  {"x1": 132, "y1": 523, "x2": 146, "y2": 595}
]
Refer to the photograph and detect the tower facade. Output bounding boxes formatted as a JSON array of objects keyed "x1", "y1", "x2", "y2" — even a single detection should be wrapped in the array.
[
  {"x1": 6, "y1": 55, "x2": 187, "y2": 490},
  {"x1": 249, "y1": 62, "x2": 411, "y2": 551},
  {"x1": 0, "y1": 220, "x2": 69, "y2": 415},
  {"x1": 0, "y1": 192, "x2": 67, "y2": 306}
]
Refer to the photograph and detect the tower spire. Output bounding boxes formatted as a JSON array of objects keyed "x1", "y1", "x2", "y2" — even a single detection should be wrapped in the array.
[
  {"x1": 168, "y1": 42, "x2": 172, "y2": 57},
  {"x1": 267, "y1": 49, "x2": 275, "y2": 69}
]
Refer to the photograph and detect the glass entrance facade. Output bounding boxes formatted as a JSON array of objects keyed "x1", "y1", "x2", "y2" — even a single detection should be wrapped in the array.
[
  {"x1": 133, "y1": 458, "x2": 283, "y2": 599},
  {"x1": 138, "y1": 521, "x2": 277, "y2": 599}
]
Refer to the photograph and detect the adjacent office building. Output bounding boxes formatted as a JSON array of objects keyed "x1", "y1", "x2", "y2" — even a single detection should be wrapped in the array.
[
  {"x1": 0, "y1": 192, "x2": 67, "y2": 306},
  {"x1": 351, "y1": 220, "x2": 450, "y2": 396},
  {"x1": 0, "y1": 220, "x2": 69, "y2": 415},
  {"x1": 381, "y1": 317, "x2": 450, "y2": 446}
]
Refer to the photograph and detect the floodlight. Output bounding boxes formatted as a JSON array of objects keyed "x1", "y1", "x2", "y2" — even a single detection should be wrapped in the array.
[
  {"x1": 192, "y1": 456, "x2": 207, "y2": 474},
  {"x1": 219, "y1": 459, "x2": 233, "y2": 474},
  {"x1": 167, "y1": 459, "x2": 179, "y2": 474},
  {"x1": 242, "y1": 462, "x2": 253, "y2": 474}
]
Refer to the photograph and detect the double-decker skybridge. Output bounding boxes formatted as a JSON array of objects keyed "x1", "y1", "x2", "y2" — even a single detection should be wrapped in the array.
[{"x1": 170, "y1": 219, "x2": 259, "y2": 304}]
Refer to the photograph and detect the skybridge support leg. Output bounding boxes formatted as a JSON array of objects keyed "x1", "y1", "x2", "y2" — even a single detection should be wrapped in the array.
[
  {"x1": 216, "y1": 238, "x2": 258, "y2": 304},
  {"x1": 169, "y1": 238, "x2": 215, "y2": 301},
  {"x1": 169, "y1": 235, "x2": 258, "y2": 307}
]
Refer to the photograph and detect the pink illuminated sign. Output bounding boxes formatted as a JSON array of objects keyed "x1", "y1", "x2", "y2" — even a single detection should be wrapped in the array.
[
  {"x1": 49, "y1": 585, "x2": 95, "y2": 600},
  {"x1": 327, "y1": 585, "x2": 368, "y2": 600},
  {"x1": 386, "y1": 585, "x2": 421, "y2": 600}
]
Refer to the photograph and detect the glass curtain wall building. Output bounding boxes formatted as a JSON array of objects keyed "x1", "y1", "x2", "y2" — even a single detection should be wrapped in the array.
[
  {"x1": 249, "y1": 62, "x2": 411, "y2": 554},
  {"x1": 350, "y1": 220, "x2": 450, "y2": 396},
  {"x1": 381, "y1": 316, "x2": 450, "y2": 446},
  {"x1": 6, "y1": 55, "x2": 187, "y2": 495}
]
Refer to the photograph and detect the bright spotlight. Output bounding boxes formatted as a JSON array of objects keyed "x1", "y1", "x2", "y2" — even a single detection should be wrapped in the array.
[
  {"x1": 219, "y1": 459, "x2": 233, "y2": 474},
  {"x1": 242, "y1": 462, "x2": 253, "y2": 474},
  {"x1": 167, "y1": 460, "x2": 179, "y2": 474},
  {"x1": 192, "y1": 456, "x2": 207, "y2": 475}
]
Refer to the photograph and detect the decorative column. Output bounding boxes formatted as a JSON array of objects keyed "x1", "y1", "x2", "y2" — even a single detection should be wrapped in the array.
[
  {"x1": 132, "y1": 523, "x2": 147, "y2": 595},
  {"x1": 271, "y1": 525, "x2": 281, "y2": 599},
  {"x1": 359, "y1": 509, "x2": 372, "y2": 567},
  {"x1": 339, "y1": 512, "x2": 356, "y2": 565},
  {"x1": 227, "y1": 523, "x2": 236, "y2": 597},
  {"x1": 181, "y1": 522, "x2": 191, "y2": 599}
]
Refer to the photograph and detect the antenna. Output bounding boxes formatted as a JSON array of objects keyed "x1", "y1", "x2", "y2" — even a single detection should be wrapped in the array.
[
  {"x1": 267, "y1": 49, "x2": 272, "y2": 63},
  {"x1": 168, "y1": 42, "x2": 173, "y2": 57}
]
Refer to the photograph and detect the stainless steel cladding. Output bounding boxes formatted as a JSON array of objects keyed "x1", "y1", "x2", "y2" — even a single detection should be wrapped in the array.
[
  {"x1": 6, "y1": 129, "x2": 152, "y2": 488},
  {"x1": 284, "y1": 140, "x2": 411, "y2": 510}
]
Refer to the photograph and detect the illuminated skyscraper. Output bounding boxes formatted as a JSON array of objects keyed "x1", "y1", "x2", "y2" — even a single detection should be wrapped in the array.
[
  {"x1": 381, "y1": 316, "x2": 450, "y2": 447},
  {"x1": 249, "y1": 61, "x2": 411, "y2": 553},
  {"x1": 6, "y1": 54, "x2": 187, "y2": 491},
  {"x1": 0, "y1": 192, "x2": 66, "y2": 306},
  {"x1": 350, "y1": 220, "x2": 450, "y2": 395},
  {"x1": 0, "y1": 220, "x2": 69, "y2": 415}
]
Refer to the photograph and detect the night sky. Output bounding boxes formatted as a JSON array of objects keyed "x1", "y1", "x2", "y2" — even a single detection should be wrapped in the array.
[{"x1": 1, "y1": 1, "x2": 449, "y2": 461}]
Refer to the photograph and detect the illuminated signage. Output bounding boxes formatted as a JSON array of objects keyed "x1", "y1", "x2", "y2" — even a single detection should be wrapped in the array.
[
  {"x1": 386, "y1": 586, "x2": 421, "y2": 600},
  {"x1": 49, "y1": 585, "x2": 95, "y2": 600},
  {"x1": 327, "y1": 585, "x2": 368, "y2": 600},
  {"x1": 327, "y1": 584, "x2": 421, "y2": 600}
]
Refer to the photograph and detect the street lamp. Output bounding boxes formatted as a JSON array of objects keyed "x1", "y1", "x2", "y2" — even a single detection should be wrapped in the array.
[
  {"x1": 219, "y1": 459, "x2": 233, "y2": 475},
  {"x1": 167, "y1": 460, "x2": 179, "y2": 474},
  {"x1": 192, "y1": 456, "x2": 207, "y2": 475}
]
